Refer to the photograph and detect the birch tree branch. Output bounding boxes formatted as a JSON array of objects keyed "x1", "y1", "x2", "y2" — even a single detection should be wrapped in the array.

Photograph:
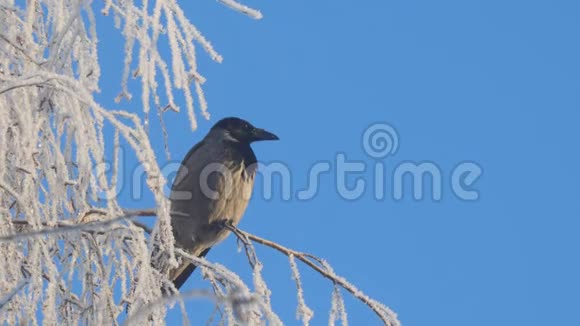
[{"x1": 3, "y1": 207, "x2": 399, "y2": 325}]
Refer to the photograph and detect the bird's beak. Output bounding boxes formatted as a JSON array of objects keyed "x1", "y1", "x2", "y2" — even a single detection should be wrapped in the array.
[{"x1": 252, "y1": 128, "x2": 279, "y2": 141}]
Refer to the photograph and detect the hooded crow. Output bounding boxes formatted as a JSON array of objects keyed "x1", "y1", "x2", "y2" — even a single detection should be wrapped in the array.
[{"x1": 168, "y1": 117, "x2": 278, "y2": 290}]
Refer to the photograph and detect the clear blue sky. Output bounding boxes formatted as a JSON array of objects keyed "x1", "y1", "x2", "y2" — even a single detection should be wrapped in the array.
[{"x1": 94, "y1": 1, "x2": 580, "y2": 325}]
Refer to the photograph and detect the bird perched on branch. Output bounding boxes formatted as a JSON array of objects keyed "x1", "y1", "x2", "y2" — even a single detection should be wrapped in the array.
[{"x1": 168, "y1": 117, "x2": 278, "y2": 290}]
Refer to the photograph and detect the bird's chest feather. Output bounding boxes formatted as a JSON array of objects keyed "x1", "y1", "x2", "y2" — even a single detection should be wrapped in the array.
[
  {"x1": 199, "y1": 160, "x2": 255, "y2": 248},
  {"x1": 216, "y1": 159, "x2": 256, "y2": 218}
]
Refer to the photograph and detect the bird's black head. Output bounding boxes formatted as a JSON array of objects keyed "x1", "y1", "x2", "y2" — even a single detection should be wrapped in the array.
[{"x1": 211, "y1": 117, "x2": 279, "y2": 143}]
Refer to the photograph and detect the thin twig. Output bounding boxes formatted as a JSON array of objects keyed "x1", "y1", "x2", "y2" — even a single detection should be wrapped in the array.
[
  {"x1": 0, "y1": 280, "x2": 28, "y2": 311},
  {"x1": 0, "y1": 33, "x2": 42, "y2": 65},
  {"x1": 222, "y1": 221, "x2": 258, "y2": 268},
  {"x1": 123, "y1": 289, "x2": 217, "y2": 326},
  {"x1": 1, "y1": 209, "x2": 156, "y2": 242}
]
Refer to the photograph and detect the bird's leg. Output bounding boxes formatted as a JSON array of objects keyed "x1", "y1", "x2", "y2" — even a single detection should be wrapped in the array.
[
  {"x1": 213, "y1": 218, "x2": 234, "y2": 229},
  {"x1": 215, "y1": 221, "x2": 258, "y2": 268}
]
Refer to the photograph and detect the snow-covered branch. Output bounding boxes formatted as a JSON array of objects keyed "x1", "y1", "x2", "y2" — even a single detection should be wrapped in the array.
[
  {"x1": 0, "y1": 0, "x2": 400, "y2": 324},
  {"x1": 224, "y1": 222, "x2": 401, "y2": 326},
  {"x1": 96, "y1": 209, "x2": 400, "y2": 326}
]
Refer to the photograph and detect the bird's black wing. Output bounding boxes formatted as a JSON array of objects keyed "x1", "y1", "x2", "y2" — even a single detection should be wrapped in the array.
[
  {"x1": 171, "y1": 139, "x2": 205, "y2": 192},
  {"x1": 172, "y1": 247, "x2": 211, "y2": 289},
  {"x1": 163, "y1": 138, "x2": 207, "y2": 291}
]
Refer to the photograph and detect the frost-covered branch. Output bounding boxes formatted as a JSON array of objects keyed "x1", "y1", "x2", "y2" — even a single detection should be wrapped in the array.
[
  {"x1": 108, "y1": 208, "x2": 401, "y2": 326},
  {"x1": 225, "y1": 223, "x2": 401, "y2": 326},
  {"x1": 0, "y1": 0, "x2": 400, "y2": 324},
  {"x1": 2, "y1": 209, "x2": 153, "y2": 242},
  {"x1": 122, "y1": 289, "x2": 216, "y2": 326}
]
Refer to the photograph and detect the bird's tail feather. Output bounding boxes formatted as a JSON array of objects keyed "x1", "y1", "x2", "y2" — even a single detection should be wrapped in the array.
[{"x1": 170, "y1": 247, "x2": 211, "y2": 290}]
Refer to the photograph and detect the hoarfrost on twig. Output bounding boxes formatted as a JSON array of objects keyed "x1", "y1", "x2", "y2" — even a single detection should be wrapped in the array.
[{"x1": 289, "y1": 254, "x2": 315, "y2": 325}]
